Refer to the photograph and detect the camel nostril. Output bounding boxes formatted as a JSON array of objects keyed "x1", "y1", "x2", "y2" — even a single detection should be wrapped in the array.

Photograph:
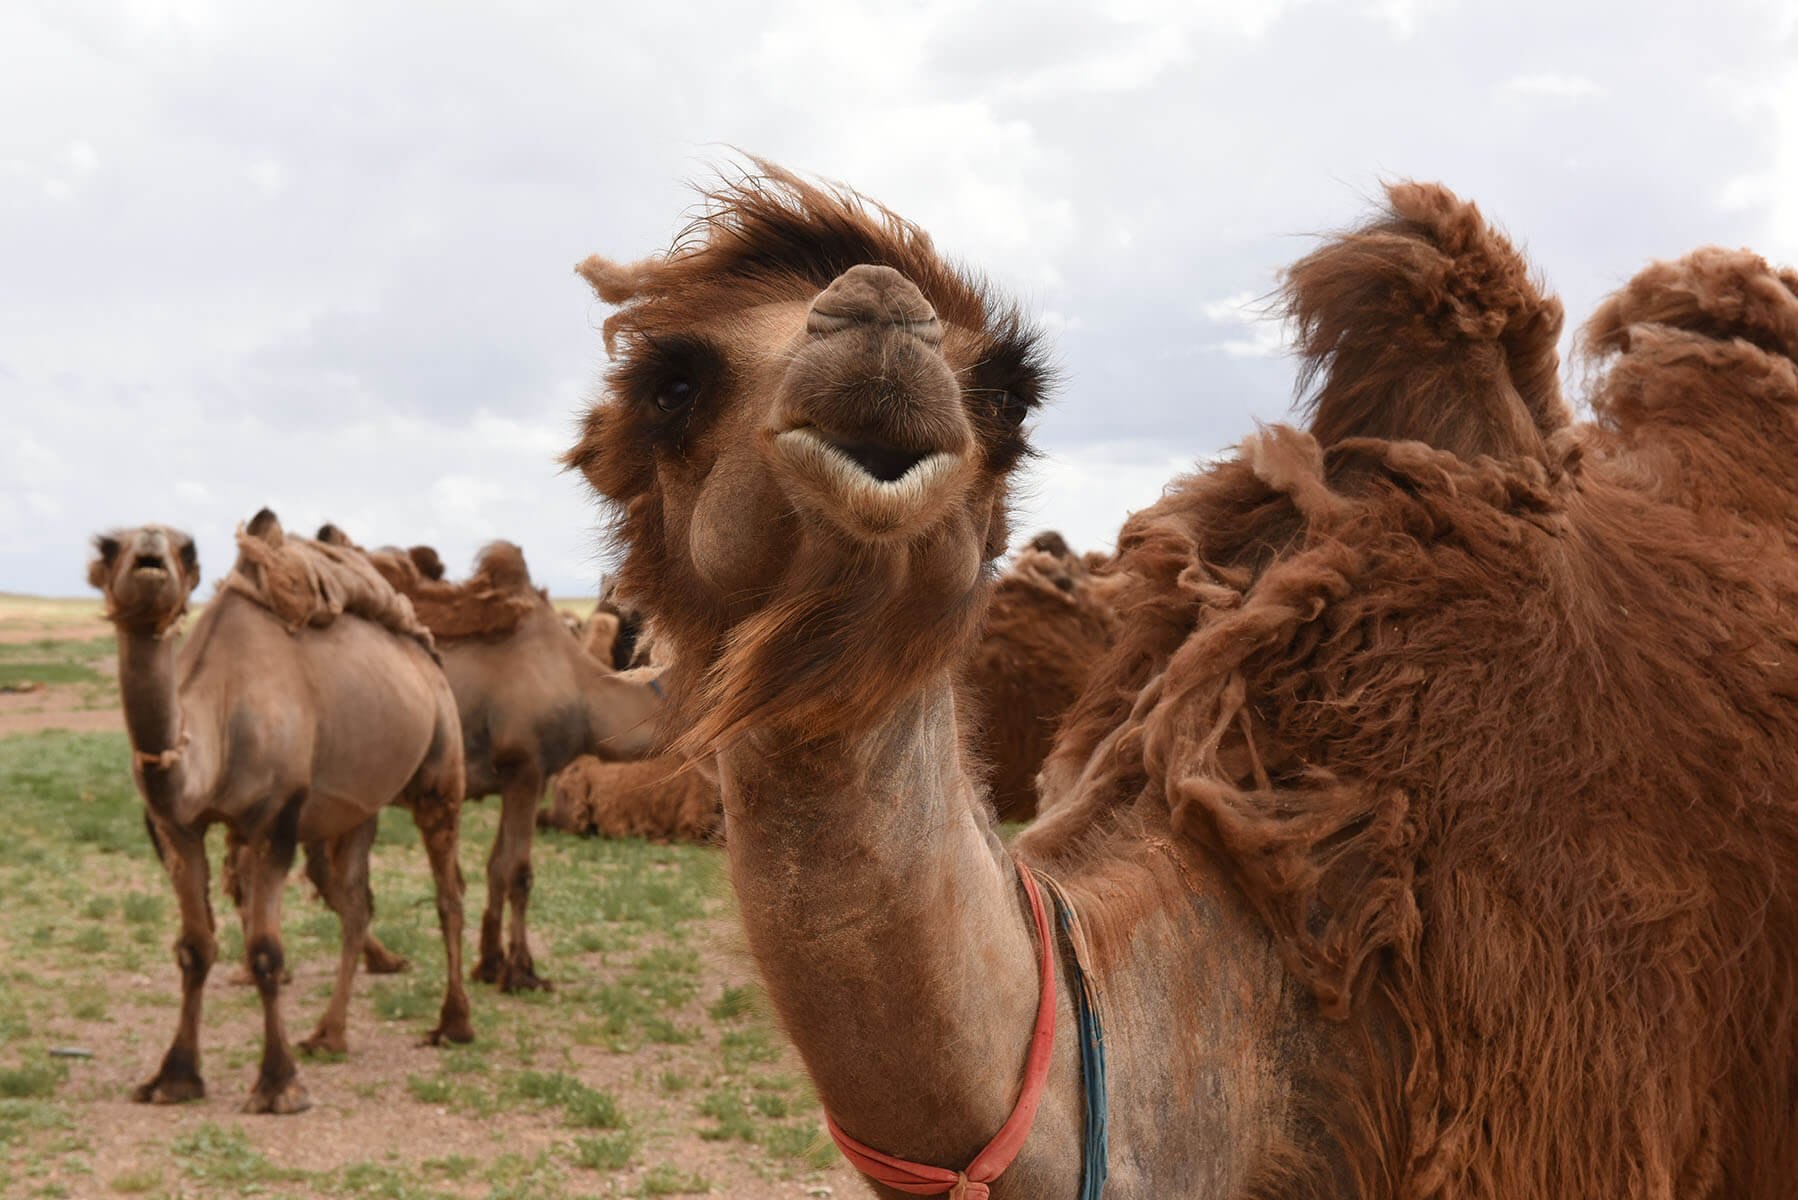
[{"x1": 808, "y1": 264, "x2": 941, "y2": 342}]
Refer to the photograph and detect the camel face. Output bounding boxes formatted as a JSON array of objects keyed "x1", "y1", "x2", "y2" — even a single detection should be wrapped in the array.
[
  {"x1": 88, "y1": 524, "x2": 199, "y2": 633},
  {"x1": 569, "y1": 165, "x2": 1049, "y2": 744}
]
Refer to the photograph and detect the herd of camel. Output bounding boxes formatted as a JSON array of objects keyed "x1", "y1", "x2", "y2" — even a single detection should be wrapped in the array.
[{"x1": 88, "y1": 161, "x2": 1798, "y2": 1194}]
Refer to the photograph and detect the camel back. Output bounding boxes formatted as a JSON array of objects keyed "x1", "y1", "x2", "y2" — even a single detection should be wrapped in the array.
[
  {"x1": 365, "y1": 541, "x2": 548, "y2": 643},
  {"x1": 221, "y1": 512, "x2": 437, "y2": 659}
]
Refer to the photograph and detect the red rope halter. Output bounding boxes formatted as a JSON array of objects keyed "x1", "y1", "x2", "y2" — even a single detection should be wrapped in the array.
[{"x1": 823, "y1": 861, "x2": 1056, "y2": 1199}]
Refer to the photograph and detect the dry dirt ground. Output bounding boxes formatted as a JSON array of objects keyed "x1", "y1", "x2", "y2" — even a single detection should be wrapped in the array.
[{"x1": 0, "y1": 596, "x2": 867, "y2": 1199}]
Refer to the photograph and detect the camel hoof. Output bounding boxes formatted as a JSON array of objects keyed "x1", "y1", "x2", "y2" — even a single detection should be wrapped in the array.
[
  {"x1": 364, "y1": 950, "x2": 410, "y2": 976},
  {"x1": 472, "y1": 955, "x2": 504, "y2": 986},
  {"x1": 132, "y1": 1074, "x2": 205, "y2": 1105},
  {"x1": 424, "y1": 1018, "x2": 476, "y2": 1047},
  {"x1": 243, "y1": 1080, "x2": 311, "y2": 1115},
  {"x1": 497, "y1": 962, "x2": 552, "y2": 994},
  {"x1": 298, "y1": 1031, "x2": 348, "y2": 1058}
]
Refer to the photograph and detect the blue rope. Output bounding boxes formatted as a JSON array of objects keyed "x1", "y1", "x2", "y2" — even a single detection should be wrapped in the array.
[{"x1": 1050, "y1": 884, "x2": 1109, "y2": 1199}]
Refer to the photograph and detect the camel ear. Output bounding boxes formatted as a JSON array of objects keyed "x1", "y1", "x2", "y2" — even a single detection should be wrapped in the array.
[
  {"x1": 175, "y1": 533, "x2": 200, "y2": 587},
  {"x1": 87, "y1": 533, "x2": 122, "y2": 591},
  {"x1": 316, "y1": 523, "x2": 353, "y2": 548}
]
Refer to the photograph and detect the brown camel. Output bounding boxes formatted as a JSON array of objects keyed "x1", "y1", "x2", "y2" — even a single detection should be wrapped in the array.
[
  {"x1": 568, "y1": 166, "x2": 1798, "y2": 1195},
  {"x1": 964, "y1": 532, "x2": 1121, "y2": 820},
  {"x1": 540, "y1": 753, "x2": 721, "y2": 842},
  {"x1": 89, "y1": 511, "x2": 473, "y2": 1115},
  {"x1": 337, "y1": 535, "x2": 665, "y2": 991}
]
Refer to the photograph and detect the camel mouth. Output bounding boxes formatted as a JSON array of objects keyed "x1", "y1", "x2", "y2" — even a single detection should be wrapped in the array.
[
  {"x1": 773, "y1": 427, "x2": 963, "y2": 534},
  {"x1": 819, "y1": 436, "x2": 932, "y2": 484},
  {"x1": 132, "y1": 555, "x2": 168, "y2": 575}
]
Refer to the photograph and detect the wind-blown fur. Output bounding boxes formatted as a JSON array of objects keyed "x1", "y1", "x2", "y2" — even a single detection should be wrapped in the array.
[
  {"x1": 564, "y1": 161, "x2": 1047, "y2": 754},
  {"x1": 1025, "y1": 183, "x2": 1798, "y2": 1194},
  {"x1": 963, "y1": 533, "x2": 1121, "y2": 820}
]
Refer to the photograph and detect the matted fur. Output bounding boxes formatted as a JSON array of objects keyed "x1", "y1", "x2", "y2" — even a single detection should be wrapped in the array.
[
  {"x1": 1026, "y1": 183, "x2": 1798, "y2": 1193},
  {"x1": 540, "y1": 753, "x2": 721, "y2": 843},
  {"x1": 364, "y1": 541, "x2": 547, "y2": 642},
  {"x1": 962, "y1": 533, "x2": 1122, "y2": 820},
  {"x1": 565, "y1": 161, "x2": 1047, "y2": 752},
  {"x1": 221, "y1": 510, "x2": 436, "y2": 658}
]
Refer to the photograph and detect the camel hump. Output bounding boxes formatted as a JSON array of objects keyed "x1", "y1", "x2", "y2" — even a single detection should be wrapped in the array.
[
  {"x1": 1282, "y1": 180, "x2": 1568, "y2": 463},
  {"x1": 246, "y1": 507, "x2": 284, "y2": 543},
  {"x1": 1583, "y1": 247, "x2": 1798, "y2": 363},
  {"x1": 471, "y1": 541, "x2": 532, "y2": 591}
]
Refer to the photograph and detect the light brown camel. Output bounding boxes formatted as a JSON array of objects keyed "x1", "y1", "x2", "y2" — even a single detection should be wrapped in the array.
[
  {"x1": 89, "y1": 511, "x2": 473, "y2": 1115},
  {"x1": 337, "y1": 535, "x2": 665, "y2": 991},
  {"x1": 964, "y1": 532, "x2": 1121, "y2": 821},
  {"x1": 568, "y1": 166, "x2": 1798, "y2": 1195},
  {"x1": 540, "y1": 753, "x2": 721, "y2": 842}
]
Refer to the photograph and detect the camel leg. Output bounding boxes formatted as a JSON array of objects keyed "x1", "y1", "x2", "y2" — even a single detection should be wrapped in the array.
[
  {"x1": 412, "y1": 792, "x2": 474, "y2": 1045},
  {"x1": 239, "y1": 808, "x2": 309, "y2": 1115},
  {"x1": 298, "y1": 820, "x2": 378, "y2": 1057},
  {"x1": 302, "y1": 831, "x2": 409, "y2": 976},
  {"x1": 494, "y1": 765, "x2": 549, "y2": 993},
  {"x1": 133, "y1": 822, "x2": 215, "y2": 1105}
]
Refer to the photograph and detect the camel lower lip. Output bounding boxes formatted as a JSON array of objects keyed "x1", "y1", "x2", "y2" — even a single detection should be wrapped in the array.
[{"x1": 773, "y1": 428, "x2": 962, "y2": 532}]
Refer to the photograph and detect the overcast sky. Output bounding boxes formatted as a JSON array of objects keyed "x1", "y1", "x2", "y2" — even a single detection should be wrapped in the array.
[{"x1": 4, "y1": 0, "x2": 1796, "y2": 597}]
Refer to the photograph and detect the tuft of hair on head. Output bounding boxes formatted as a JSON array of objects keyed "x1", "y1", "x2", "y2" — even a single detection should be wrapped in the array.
[
  {"x1": 1281, "y1": 180, "x2": 1569, "y2": 465},
  {"x1": 471, "y1": 541, "x2": 532, "y2": 591},
  {"x1": 576, "y1": 255, "x2": 656, "y2": 305},
  {"x1": 1026, "y1": 530, "x2": 1072, "y2": 559},
  {"x1": 1581, "y1": 246, "x2": 1798, "y2": 364}
]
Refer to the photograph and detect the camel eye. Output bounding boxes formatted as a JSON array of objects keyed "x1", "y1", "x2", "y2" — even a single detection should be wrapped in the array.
[
  {"x1": 655, "y1": 379, "x2": 696, "y2": 413},
  {"x1": 993, "y1": 389, "x2": 1029, "y2": 427}
]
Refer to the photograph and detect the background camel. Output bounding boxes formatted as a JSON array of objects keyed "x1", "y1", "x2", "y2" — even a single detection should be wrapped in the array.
[
  {"x1": 569, "y1": 166, "x2": 1798, "y2": 1194},
  {"x1": 963, "y1": 531, "x2": 1121, "y2": 820},
  {"x1": 546, "y1": 533, "x2": 1115, "y2": 837},
  {"x1": 540, "y1": 754, "x2": 721, "y2": 842},
  {"x1": 342, "y1": 535, "x2": 665, "y2": 991},
  {"x1": 89, "y1": 510, "x2": 472, "y2": 1115}
]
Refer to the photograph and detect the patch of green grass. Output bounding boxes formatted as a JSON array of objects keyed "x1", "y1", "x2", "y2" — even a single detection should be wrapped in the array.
[
  {"x1": 170, "y1": 1122, "x2": 303, "y2": 1186},
  {"x1": 720, "y1": 1026, "x2": 779, "y2": 1074},
  {"x1": 708, "y1": 983, "x2": 756, "y2": 1022},
  {"x1": 107, "y1": 1166, "x2": 160, "y2": 1194},
  {"x1": 569, "y1": 1131, "x2": 638, "y2": 1171},
  {"x1": 635, "y1": 1163, "x2": 712, "y2": 1196},
  {"x1": 0, "y1": 661, "x2": 104, "y2": 688},
  {"x1": 370, "y1": 973, "x2": 438, "y2": 1023},
  {"x1": 760, "y1": 1121, "x2": 836, "y2": 1168},
  {"x1": 120, "y1": 893, "x2": 162, "y2": 925},
  {"x1": 656, "y1": 1070, "x2": 691, "y2": 1094},
  {"x1": 69, "y1": 926, "x2": 108, "y2": 955},
  {"x1": 420, "y1": 1154, "x2": 475, "y2": 1181},
  {"x1": 697, "y1": 1088, "x2": 758, "y2": 1143},
  {"x1": 0, "y1": 1060, "x2": 65, "y2": 1100},
  {"x1": 500, "y1": 1070, "x2": 628, "y2": 1130}
]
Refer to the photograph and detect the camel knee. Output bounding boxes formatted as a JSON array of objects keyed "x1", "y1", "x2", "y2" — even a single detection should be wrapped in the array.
[
  {"x1": 174, "y1": 933, "x2": 216, "y2": 987},
  {"x1": 248, "y1": 936, "x2": 285, "y2": 997},
  {"x1": 507, "y1": 862, "x2": 533, "y2": 905}
]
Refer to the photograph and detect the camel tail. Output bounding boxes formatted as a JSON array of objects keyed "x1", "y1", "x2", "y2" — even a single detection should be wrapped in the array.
[{"x1": 1282, "y1": 181, "x2": 1568, "y2": 462}]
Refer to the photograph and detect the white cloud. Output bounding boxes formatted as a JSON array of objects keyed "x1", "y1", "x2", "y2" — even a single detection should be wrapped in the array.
[
  {"x1": 1501, "y1": 72, "x2": 1606, "y2": 100},
  {"x1": 1201, "y1": 291, "x2": 1287, "y2": 359}
]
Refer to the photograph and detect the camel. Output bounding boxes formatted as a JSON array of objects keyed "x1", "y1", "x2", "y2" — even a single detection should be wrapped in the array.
[
  {"x1": 540, "y1": 753, "x2": 721, "y2": 842},
  {"x1": 567, "y1": 165, "x2": 1798, "y2": 1195},
  {"x1": 965, "y1": 532, "x2": 1122, "y2": 820},
  {"x1": 331, "y1": 534, "x2": 666, "y2": 991},
  {"x1": 89, "y1": 511, "x2": 473, "y2": 1115}
]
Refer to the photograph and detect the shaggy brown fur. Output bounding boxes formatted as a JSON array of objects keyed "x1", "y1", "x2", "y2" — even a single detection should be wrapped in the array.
[
  {"x1": 565, "y1": 161, "x2": 1048, "y2": 755},
  {"x1": 580, "y1": 611, "x2": 622, "y2": 666},
  {"x1": 1022, "y1": 183, "x2": 1798, "y2": 1194},
  {"x1": 962, "y1": 533, "x2": 1121, "y2": 820},
  {"x1": 225, "y1": 512, "x2": 435, "y2": 657},
  {"x1": 540, "y1": 754, "x2": 721, "y2": 842},
  {"x1": 364, "y1": 542, "x2": 545, "y2": 642}
]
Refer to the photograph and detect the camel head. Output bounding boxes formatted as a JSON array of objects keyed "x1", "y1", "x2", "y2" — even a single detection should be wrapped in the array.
[
  {"x1": 567, "y1": 162, "x2": 1050, "y2": 749},
  {"x1": 88, "y1": 524, "x2": 201, "y2": 637}
]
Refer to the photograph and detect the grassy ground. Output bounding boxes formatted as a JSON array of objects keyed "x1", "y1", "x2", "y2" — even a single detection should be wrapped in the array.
[{"x1": 0, "y1": 626, "x2": 860, "y2": 1199}]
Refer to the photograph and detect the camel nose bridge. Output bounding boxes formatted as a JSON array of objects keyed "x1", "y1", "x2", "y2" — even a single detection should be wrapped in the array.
[{"x1": 806, "y1": 264, "x2": 942, "y2": 341}]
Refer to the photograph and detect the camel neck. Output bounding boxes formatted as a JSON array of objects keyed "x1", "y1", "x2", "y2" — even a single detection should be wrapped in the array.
[
  {"x1": 717, "y1": 675, "x2": 1069, "y2": 1188},
  {"x1": 115, "y1": 628, "x2": 188, "y2": 809}
]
